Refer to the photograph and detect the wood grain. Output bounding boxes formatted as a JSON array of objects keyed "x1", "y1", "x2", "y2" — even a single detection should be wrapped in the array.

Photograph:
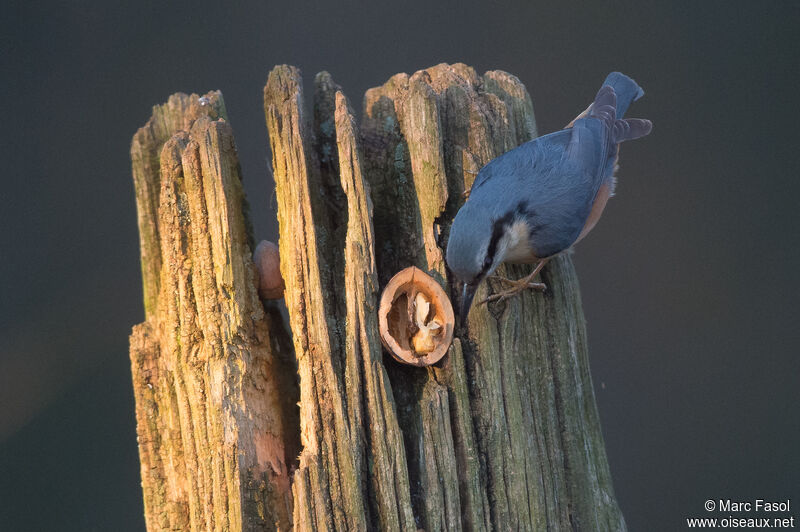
[{"x1": 129, "y1": 92, "x2": 298, "y2": 531}]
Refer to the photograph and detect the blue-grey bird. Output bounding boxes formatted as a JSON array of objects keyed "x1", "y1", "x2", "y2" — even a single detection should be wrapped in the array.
[{"x1": 446, "y1": 72, "x2": 652, "y2": 319}]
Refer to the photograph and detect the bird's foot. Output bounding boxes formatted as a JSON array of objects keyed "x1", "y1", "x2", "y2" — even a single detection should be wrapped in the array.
[
  {"x1": 480, "y1": 259, "x2": 550, "y2": 305},
  {"x1": 481, "y1": 275, "x2": 546, "y2": 305}
]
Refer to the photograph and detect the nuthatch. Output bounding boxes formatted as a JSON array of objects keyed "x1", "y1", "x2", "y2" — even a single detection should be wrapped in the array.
[{"x1": 446, "y1": 72, "x2": 652, "y2": 319}]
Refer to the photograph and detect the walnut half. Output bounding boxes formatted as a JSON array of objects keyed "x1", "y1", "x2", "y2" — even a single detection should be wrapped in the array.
[{"x1": 378, "y1": 266, "x2": 454, "y2": 366}]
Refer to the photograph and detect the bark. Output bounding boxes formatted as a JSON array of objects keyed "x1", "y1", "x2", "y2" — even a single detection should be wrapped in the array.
[{"x1": 130, "y1": 63, "x2": 625, "y2": 531}]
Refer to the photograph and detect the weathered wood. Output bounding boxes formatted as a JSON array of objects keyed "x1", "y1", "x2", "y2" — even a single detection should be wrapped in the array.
[
  {"x1": 261, "y1": 62, "x2": 624, "y2": 530},
  {"x1": 264, "y1": 66, "x2": 416, "y2": 532},
  {"x1": 130, "y1": 63, "x2": 626, "y2": 532},
  {"x1": 129, "y1": 92, "x2": 299, "y2": 531},
  {"x1": 360, "y1": 63, "x2": 626, "y2": 531}
]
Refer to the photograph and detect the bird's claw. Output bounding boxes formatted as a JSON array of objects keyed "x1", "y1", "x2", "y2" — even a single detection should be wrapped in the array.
[
  {"x1": 480, "y1": 277, "x2": 547, "y2": 305},
  {"x1": 480, "y1": 259, "x2": 550, "y2": 306}
]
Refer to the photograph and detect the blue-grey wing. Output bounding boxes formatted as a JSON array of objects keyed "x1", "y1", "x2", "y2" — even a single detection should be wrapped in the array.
[
  {"x1": 524, "y1": 118, "x2": 612, "y2": 256},
  {"x1": 469, "y1": 129, "x2": 572, "y2": 195},
  {"x1": 470, "y1": 121, "x2": 610, "y2": 257}
]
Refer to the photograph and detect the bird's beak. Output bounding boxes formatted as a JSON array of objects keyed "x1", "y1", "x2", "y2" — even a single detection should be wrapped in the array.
[{"x1": 460, "y1": 282, "x2": 477, "y2": 325}]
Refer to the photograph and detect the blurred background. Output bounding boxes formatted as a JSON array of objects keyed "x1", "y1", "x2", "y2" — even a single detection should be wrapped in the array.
[{"x1": 1, "y1": 1, "x2": 798, "y2": 530}]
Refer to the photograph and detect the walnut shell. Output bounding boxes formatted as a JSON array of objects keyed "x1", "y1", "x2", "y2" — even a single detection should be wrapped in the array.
[
  {"x1": 378, "y1": 266, "x2": 454, "y2": 366},
  {"x1": 254, "y1": 240, "x2": 285, "y2": 300}
]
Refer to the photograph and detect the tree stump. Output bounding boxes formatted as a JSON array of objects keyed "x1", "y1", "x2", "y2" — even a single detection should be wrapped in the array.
[{"x1": 129, "y1": 63, "x2": 626, "y2": 531}]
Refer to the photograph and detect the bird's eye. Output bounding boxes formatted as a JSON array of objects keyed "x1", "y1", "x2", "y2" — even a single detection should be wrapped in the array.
[{"x1": 483, "y1": 256, "x2": 492, "y2": 269}]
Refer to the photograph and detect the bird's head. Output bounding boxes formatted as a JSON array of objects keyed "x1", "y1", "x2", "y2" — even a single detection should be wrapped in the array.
[{"x1": 446, "y1": 201, "x2": 507, "y2": 321}]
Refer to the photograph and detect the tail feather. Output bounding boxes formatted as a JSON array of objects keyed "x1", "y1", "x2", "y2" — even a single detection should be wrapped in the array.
[
  {"x1": 589, "y1": 74, "x2": 652, "y2": 144},
  {"x1": 613, "y1": 118, "x2": 652, "y2": 143},
  {"x1": 601, "y1": 72, "x2": 644, "y2": 118},
  {"x1": 589, "y1": 85, "x2": 617, "y2": 125}
]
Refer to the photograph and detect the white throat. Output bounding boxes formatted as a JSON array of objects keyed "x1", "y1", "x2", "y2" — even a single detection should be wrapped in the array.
[{"x1": 498, "y1": 220, "x2": 537, "y2": 264}]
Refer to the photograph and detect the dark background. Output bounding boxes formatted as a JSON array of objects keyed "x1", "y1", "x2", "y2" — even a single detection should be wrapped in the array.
[{"x1": 2, "y1": 1, "x2": 798, "y2": 530}]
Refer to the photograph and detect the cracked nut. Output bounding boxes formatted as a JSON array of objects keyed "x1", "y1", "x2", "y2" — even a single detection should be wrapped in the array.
[
  {"x1": 254, "y1": 240, "x2": 285, "y2": 300},
  {"x1": 378, "y1": 266, "x2": 454, "y2": 366}
]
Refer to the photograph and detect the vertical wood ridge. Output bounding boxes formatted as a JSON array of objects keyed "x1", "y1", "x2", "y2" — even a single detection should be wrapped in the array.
[
  {"x1": 335, "y1": 90, "x2": 417, "y2": 531},
  {"x1": 129, "y1": 92, "x2": 298, "y2": 531},
  {"x1": 264, "y1": 66, "x2": 369, "y2": 531}
]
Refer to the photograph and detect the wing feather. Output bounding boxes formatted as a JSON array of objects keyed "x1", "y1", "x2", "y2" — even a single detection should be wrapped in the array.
[{"x1": 467, "y1": 117, "x2": 613, "y2": 257}]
